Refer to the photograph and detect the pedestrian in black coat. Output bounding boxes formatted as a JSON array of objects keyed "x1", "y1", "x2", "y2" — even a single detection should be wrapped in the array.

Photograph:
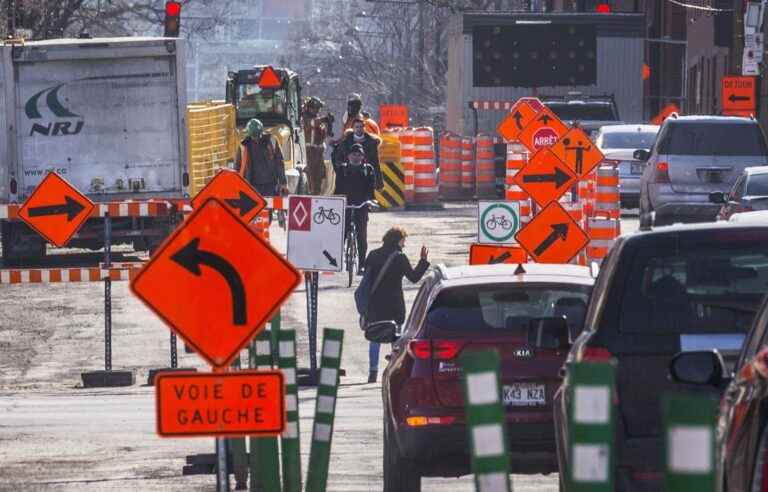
[{"x1": 363, "y1": 227, "x2": 429, "y2": 382}]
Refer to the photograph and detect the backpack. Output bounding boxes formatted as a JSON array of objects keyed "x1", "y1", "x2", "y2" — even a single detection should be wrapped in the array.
[{"x1": 354, "y1": 251, "x2": 399, "y2": 323}]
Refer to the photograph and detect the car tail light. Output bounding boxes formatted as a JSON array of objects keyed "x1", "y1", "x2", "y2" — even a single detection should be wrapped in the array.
[
  {"x1": 407, "y1": 340, "x2": 466, "y2": 360},
  {"x1": 654, "y1": 162, "x2": 670, "y2": 183},
  {"x1": 631, "y1": 471, "x2": 662, "y2": 481},
  {"x1": 582, "y1": 346, "x2": 614, "y2": 362},
  {"x1": 602, "y1": 159, "x2": 620, "y2": 168},
  {"x1": 407, "y1": 340, "x2": 431, "y2": 359},
  {"x1": 406, "y1": 416, "x2": 457, "y2": 427}
]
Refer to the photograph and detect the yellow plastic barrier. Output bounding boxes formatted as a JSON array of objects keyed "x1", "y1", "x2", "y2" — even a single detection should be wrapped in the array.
[
  {"x1": 187, "y1": 102, "x2": 238, "y2": 196},
  {"x1": 376, "y1": 132, "x2": 405, "y2": 209}
]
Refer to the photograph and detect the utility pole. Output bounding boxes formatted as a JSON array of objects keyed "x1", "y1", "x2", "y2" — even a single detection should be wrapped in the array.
[
  {"x1": 6, "y1": 0, "x2": 14, "y2": 37},
  {"x1": 418, "y1": 0, "x2": 425, "y2": 92}
]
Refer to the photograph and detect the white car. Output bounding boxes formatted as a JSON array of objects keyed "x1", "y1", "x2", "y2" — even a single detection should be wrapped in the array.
[{"x1": 728, "y1": 210, "x2": 768, "y2": 223}]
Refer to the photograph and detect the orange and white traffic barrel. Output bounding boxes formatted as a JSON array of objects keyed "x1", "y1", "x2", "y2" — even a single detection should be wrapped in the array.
[
  {"x1": 461, "y1": 136, "x2": 475, "y2": 197},
  {"x1": 505, "y1": 143, "x2": 531, "y2": 224},
  {"x1": 398, "y1": 129, "x2": 415, "y2": 203},
  {"x1": 252, "y1": 208, "x2": 271, "y2": 241},
  {"x1": 475, "y1": 134, "x2": 496, "y2": 198},
  {"x1": 412, "y1": 127, "x2": 438, "y2": 204},
  {"x1": 439, "y1": 132, "x2": 462, "y2": 200},
  {"x1": 585, "y1": 218, "x2": 618, "y2": 265},
  {"x1": 594, "y1": 165, "x2": 620, "y2": 220}
]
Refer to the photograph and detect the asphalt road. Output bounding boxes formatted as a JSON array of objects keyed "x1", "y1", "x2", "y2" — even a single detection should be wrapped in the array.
[{"x1": 0, "y1": 203, "x2": 639, "y2": 491}]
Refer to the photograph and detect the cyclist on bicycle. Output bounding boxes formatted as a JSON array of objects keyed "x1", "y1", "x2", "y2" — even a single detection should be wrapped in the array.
[{"x1": 335, "y1": 143, "x2": 376, "y2": 274}]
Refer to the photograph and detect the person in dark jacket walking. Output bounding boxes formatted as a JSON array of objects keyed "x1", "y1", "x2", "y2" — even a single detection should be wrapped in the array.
[
  {"x1": 364, "y1": 226, "x2": 429, "y2": 382},
  {"x1": 235, "y1": 118, "x2": 288, "y2": 197},
  {"x1": 335, "y1": 143, "x2": 377, "y2": 272}
]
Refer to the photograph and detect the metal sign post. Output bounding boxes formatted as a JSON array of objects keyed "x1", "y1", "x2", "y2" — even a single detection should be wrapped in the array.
[
  {"x1": 303, "y1": 271, "x2": 320, "y2": 385},
  {"x1": 663, "y1": 394, "x2": 717, "y2": 492},
  {"x1": 215, "y1": 437, "x2": 229, "y2": 492}
]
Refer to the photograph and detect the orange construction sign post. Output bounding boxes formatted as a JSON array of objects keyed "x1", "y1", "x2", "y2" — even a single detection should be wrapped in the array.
[
  {"x1": 155, "y1": 371, "x2": 285, "y2": 437},
  {"x1": 496, "y1": 100, "x2": 540, "y2": 143},
  {"x1": 379, "y1": 104, "x2": 409, "y2": 129},
  {"x1": 469, "y1": 244, "x2": 527, "y2": 265},
  {"x1": 17, "y1": 172, "x2": 95, "y2": 247},
  {"x1": 515, "y1": 202, "x2": 589, "y2": 264},
  {"x1": 191, "y1": 169, "x2": 267, "y2": 224},
  {"x1": 650, "y1": 103, "x2": 680, "y2": 125},
  {"x1": 550, "y1": 127, "x2": 604, "y2": 179},
  {"x1": 517, "y1": 107, "x2": 569, "y2": 153},
  {"x1": 722, "y1": 76, "x2": 756, "y2": 116},
  {"x1": 513, "y1": 148, "x2": 577, "y2": 207},
  {"x1": 131, "y1": 198, "x2": 301, "y2": 368}
]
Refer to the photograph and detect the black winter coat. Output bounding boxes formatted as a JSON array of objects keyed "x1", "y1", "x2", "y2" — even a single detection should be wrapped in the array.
[{"x1": 364, "y1": 243, "x2": 430, "y2": 325}]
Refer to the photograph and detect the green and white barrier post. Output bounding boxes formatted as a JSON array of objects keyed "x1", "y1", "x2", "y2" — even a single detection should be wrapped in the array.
[
  {"x1": 567, "y1": 362, "x2": 616, "y2": 492},
  {"x1": 460, "y1": 349, "x2": 512, "y2": 492},
  {"x1": 663, "y1": 394, "x2": 717, "y2": 492},
  {"x1": 248, "y1": 327, "x2": 282, "y2": 492},
  {"x1": 279, "y1": 328, "x2": 302, "y2": 492},
  {"x1": 306, "y1": 328, "x2": 345, "y2": 492}
]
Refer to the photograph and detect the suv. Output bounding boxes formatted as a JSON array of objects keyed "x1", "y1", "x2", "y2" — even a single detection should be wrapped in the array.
[
  {"x1": 381, "y1": 263, "x2": 594, "y2": 491},
  {"x1": 541, "y1": 94, "x2": 621, "y2": 136},
  {"x1": 550, "y1": 222, "x2": 768, "y2": 492},
  {"x1": 636, "y1": 115, "x2": 768, "y2": 228}
]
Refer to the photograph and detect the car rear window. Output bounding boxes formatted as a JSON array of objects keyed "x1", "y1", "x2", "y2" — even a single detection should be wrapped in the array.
[
  {"x1": 425, "y1": 283, "x2": 592, "y2": 337},
  {"x1": 602, "y1": 131, "x2": 657, "y2": 150},
  {"x1": 546, "y1": 104, "x2": 616, "y2": 121},
  {"x1": 619, "y1": 232, "x2": 768, "y2": 335},
  {"x1": 747, "y1": 173, "x2": 768, "y2": 195},
  {"x1": 657, "y1": 122, "x2": 768, "y2": 156}
]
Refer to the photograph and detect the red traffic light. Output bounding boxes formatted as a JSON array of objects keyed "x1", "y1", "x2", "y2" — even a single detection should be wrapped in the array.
[
  {"x1": 166, "y1": 1, "x2": 182, "y2": 17},
  {"x1": 258, "y1": 66, "x2": 283, "y2": 89},
  {"x1": 596, "y1": 3, "x2": 611, "y2": 13}
]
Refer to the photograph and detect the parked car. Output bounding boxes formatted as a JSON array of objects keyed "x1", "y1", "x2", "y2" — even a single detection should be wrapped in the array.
[
  {"x1": 594, "y1": 124, "x2": 660, "y2": 208},
  {"x1": 544, "y1": 221, "x2": 768, "y2": 492},
  {"x1": 710, "y1": 166, "x2": 768, "y2": 220},
  {"x1": 729, "y1": 210, "x2": 768, "y2": 223},
  {"x1": 540, "y1": 94, "x2": 622, "y2": 135},
  {"x1": 380, "y1": 263, "x2": 594, "y2": 491},
  {"x1": 635, "y1": 115, "x2": 768, "y2": 228},
  {"x1": 670, "y1": 296, "x2": 768, "y2": 492}
]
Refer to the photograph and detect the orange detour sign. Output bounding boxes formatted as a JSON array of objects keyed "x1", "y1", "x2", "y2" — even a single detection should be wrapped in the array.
[
  {"x1": 550, "y1": 127, "x2": 605, "y2": 179},
  {"x1": 497, "y1": 100, "x2": 540, "y2": 142},
  {"x1": 513, "y1": 148, "x2": 577, "y2": 207},
  {"x1": 515, "y1": 201, "x2": 589, "y2": 264},
  {"x1": 518, "y1": 107, "x2": 568, "y2": 153},
  {"x1": 191, "y1": 169, "x2": 267, "y2": 224},
  {"x1": 469, "y1": 244, "x2": 527, "y2": 265},
  {"x1": 130, "y1": 198, "x2": 301, "y2": 368},
  {"x1": 722, "y1": 76, "x2": 756, "y2": 116},
  {"x1": 156, "y1": 371, "x2": 285, "y2": 437},
  {"x1": 17, "y1": 172, "x2": 95, "y2": 247}
]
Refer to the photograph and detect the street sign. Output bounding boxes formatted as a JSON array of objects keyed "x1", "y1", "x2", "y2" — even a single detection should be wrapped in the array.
[
  {"x1": 469, "y1": 244, "x2": 527, "y2": 265},
  {"x1": 379, "y1": 104, "x2": 409, "y2": 129},
  {"x1": 515, "y1": 201, "x2": 589, "y2": 264},
  {"x1": 287, "y1": 195, "x2": 346, "y2": 272},
  {"x1": 17, "y1": 172, "x2": 95, "y2": 247},
  {"x1": 550, "y1": 128, "x2": 605, "y2": 178},
  {"x1": 155, "y1": 371, "x2": 285, "y2": 437},
  {"x1": 131, "y1": 198, "x2": 301, "y2": 368},
  {"x1": 496, "y1": 100, "x2": 539, "y2": 142},
  {"x1": 514, "y1": 148, "x2": 578, "y2": 207},
  {"x1": 721, "y1": 76, "x2": 756, "y2": 115},
  {"x1": 517, "y1": 107, "x2": 568, "y2": 153},
  {"x1": 477, "y1": 200, "x2": 520, "y2": 245},
  {"x1": 191, "y1": 169, "x2": 267, "y2": 224}
]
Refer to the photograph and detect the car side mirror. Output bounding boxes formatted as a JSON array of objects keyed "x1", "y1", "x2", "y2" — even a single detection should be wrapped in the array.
[
  {"x1": 709, "y1": 191, "x2": 727, "y2": 204},
  {"x1": 669, "y1": 350, "x2": 726, "y2": 386},
  {"x1": 528, "y1": 317, "x2": 570, "y2": 350},
  {"x1": 633, "y1": 149, "x2": 650, "y2": 161},
  {"x1": 364, "y1": 320, "x2": 399, "y2": 344}
]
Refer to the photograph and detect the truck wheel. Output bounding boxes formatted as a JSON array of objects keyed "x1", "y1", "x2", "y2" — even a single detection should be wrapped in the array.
[
  {"x1": 1, "y1": 221, "x2": 46, "y2": 265},
  {"x1": 383, "y1": 415, "x2": 421, "y2": 492}
]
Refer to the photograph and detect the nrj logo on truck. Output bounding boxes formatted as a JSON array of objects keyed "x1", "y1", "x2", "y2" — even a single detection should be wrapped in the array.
[{"x1": 24, "y1": 82, "x2": 84, "y2": 137}]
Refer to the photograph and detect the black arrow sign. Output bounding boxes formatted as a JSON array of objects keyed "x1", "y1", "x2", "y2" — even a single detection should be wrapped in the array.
[
  {"x1": 522, "y1": 167, "x2": 572, "y2": 188},
  {"x1": 513, "y1": 111, "x2": 523, "y2": 130},
  {"x1": 488, "y1": 251, "x2": 512, "y2": 264},
  {"x1": 28, "y1": 196, "x2": 85, "y2": 221},
  {"x1": 729, "y1": 94, "x2": 751, "y2": 103},
  {"x1": 539, "y1": 114, "x2": 552, "y2": 125},
  {"x1": 323, "y1": 250, "x2": 338, "y2": 267},
  {"x1": 224, "y1": 191, "x2": 260, "y2": 217},
  {"x1": 171, "y1": 238, "x2": 247, "y2": 325},
  {"x1": 534, "y1": 223, "x2": 569, "y2": 256}
]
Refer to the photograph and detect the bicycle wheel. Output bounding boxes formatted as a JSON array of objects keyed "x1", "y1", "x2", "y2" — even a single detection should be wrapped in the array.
[
  {"x1": 346, "y1": 229, "x2": 356, "y2": 287},
  {"x1": 313, "y1": 210, "x2": 325, "y2": 224},
  {"x1": 486, "y1": 218, "x2": 497, "y2": 230},
  {"x1": 501, "y1": 218, "x2": 512, "y2": 230},
  {"x1": 329, "y1": 209, "x2": 341, "y2": 226}
]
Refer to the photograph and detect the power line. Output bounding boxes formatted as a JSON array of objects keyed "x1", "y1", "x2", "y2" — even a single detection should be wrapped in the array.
[{"x1": 664, "y1": 0, "x2": 734, "y2": 13}]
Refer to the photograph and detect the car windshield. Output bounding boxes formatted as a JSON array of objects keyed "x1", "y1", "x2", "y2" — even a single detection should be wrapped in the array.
[
  {"x1": 658, "y1": 122, "x2": 768, "y2": 156},
  {"x1": 236, "y1": 84, "x2": 287, "y2": 119},
  {"x1": 601, "y1": 131, "x2": 657, "y2": 150},
  {"x1": 620, "y1": 231, "x2": 768, "y2": 335},
  {"x1": 425, "y1": 283, "x2": 592, "y2": 337},
  {"x1": 747, "y1": 173, "x2": 768, "y2": 195},
  {"x1": 546, "y1": 104, "x2": 616, "y2": 121}
]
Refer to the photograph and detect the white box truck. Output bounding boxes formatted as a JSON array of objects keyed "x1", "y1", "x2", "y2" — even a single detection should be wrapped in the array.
[{"x1": 0, "y1": 36, "x2": 188, "y2": 263}]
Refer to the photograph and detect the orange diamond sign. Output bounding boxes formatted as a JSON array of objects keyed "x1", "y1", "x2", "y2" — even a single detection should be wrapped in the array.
[
  {"x1": 497, "y1": 100, "x2": 540, "y2": 143},
  {"x1": 191, "y1": 169, "x2": 267, "y2": 224},
  {"x1": 131, "y1": 198, "x2": 301, "y2": 368},
  {"x1": 515, "y1": 202, "x2": 589, "y2": 264},
  {"x1": 514, "y1": 148, "x2": 577, "y2": 207},
  {"x1": 550, "y1": 128, "x2": 604, "y2": 178},
  {"x1": 17, "y1": 172, "x2": 95, "y2": 247},
  {"x1": 518, "y1": 107, "x2": 568, "y2": 153}
]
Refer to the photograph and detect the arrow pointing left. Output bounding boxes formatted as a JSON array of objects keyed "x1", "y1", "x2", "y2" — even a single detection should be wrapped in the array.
[
  {"x1": 171, "y1": 238, "x2": 247, "y2": 325},
  {"x1": 28, "y1": 195, "x2": 85, "y2": 221},
  {"x1": 488, "y1": 251, "x2": 512, "y2": 264}
]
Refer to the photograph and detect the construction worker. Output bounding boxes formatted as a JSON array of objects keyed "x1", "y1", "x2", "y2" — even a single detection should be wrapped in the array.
[
  {"x1": 236, "y1": 118, "x2": 287, "y2": 197},
  {"x1": 301, "y1": 96, "x2": 332, "y2": 195},
  {"x1": 341, "y1": 93, "x2": 380, "y2": 135},
  {"x1": 336, "y1": 118, "x2": 383, "y2": 190}
]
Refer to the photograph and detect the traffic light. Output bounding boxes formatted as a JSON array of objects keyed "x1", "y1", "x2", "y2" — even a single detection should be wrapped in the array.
[{"x1": 164, "y1": 1, "x2": 181, "y2": 37}]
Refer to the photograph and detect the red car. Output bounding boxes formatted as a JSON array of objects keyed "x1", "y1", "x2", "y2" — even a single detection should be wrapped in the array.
[{"x1": 379, "y1": 263, "x2": 594, "y2": 491}]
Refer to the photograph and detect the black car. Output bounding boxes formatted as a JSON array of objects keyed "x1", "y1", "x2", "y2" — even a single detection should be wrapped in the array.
[
  {"x1": 543, "y1": 222, "x2": 768, "y2": 492},
  {"x1": 670, "y1": 295, "x2": 768, "y2": 491}
]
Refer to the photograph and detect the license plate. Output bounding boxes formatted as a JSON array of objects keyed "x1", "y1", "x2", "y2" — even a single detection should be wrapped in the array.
[
  {"x1": 630, "y1": 162, "x2": 644, "y2": 175},
  {"x1": 503, "y1": 383, "x2": 546, "y2": 406}
]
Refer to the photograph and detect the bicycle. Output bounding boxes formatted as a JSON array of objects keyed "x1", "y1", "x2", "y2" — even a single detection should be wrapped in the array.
[
  {"x1": 345, "y1": 200, "x2": 379, "y2": 287},
  {"x1": 313, "y1": 206, "x2": 341, "y2": 225},
  {"x1": 485, "y1": 214, "x2": 513, "y2": 231}
]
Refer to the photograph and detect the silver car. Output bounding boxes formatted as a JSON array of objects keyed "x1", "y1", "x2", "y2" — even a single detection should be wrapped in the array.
[
  {"x1": 636, "y1": 115, "x2": 768, "y2": 228},
  {"x1": 594, "y1": 124, "x2": 659, "y2": 208}
]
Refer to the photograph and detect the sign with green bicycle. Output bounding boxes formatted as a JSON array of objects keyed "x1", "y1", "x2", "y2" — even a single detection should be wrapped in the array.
[
  {"x1": 287, "y1": 195, "x2": 346, "y2": 272},
  {"x1": 478, "y1": 201, "x2": 521, "y2": 245}
]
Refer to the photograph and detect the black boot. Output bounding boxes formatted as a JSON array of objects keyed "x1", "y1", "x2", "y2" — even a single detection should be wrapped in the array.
[{"x1": 368, "y1": 370, "x2": 378, "y2": 383}]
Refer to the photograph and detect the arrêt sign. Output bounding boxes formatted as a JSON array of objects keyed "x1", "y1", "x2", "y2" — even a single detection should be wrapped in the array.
[{"x1": 517, "y1": 107, "x2": 568, "y2": 153}]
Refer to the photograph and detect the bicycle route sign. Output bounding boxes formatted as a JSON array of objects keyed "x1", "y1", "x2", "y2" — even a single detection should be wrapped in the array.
[
  {"x1": 477, "y1": 200, "x2": 521, "y2": 245},
  {"x1": 287, "y1": 195, "x2": 346, "y2": 272}
]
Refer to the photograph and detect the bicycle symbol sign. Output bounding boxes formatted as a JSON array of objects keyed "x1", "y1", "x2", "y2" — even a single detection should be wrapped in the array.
[
  {"x1": 287, "y1": 195, "x2": 346, "y2": 273},
  {"x1": 478, "y1": 201, "x2": 520, "y2": 245}
]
